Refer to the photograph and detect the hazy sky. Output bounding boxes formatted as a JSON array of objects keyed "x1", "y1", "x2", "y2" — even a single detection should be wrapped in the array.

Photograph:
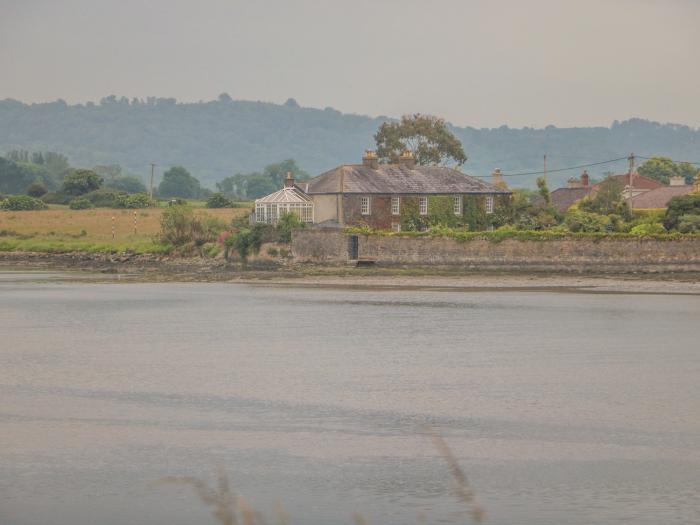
[{"x1": 1, "y1": 0, "x2": 698, "y2": 128}]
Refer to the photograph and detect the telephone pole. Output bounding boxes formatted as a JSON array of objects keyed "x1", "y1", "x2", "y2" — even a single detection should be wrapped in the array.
[
  {"x1": 627, "y1": 153, "x2": 635, "y2": 210},
  {"x1": 149, "y1": 163, "x2": 156, "y2": 200}
]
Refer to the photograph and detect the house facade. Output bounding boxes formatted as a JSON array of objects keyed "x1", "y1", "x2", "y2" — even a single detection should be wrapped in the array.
[{"x1": 255, "y1": 151, "x2": 511, "y2": 231}]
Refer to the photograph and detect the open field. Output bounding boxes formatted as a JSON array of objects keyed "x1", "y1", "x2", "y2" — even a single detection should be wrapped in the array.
[{"x1": 0, "y1": 206, "x2": 251, "y2": 253}]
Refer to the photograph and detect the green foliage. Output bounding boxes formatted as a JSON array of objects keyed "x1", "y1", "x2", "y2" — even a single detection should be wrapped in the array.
[
  {"x1": 216, "y1": 159, "x2": 309, "y2": 199},
  {"x1": 536, "y1": 177, "x2": 551, "y2": 205},
  {"x1": 629, "y1": 222, "x2": 666, "y2": 235},
  {"x1": 114, "y1": 192, "x2": 153, "y2": 208},
  {"x1": 638, "y1": 156, "x2": 698, "y2": 185},
  {"x1": 62, "y1": 169, "x2": 103, "y2": 195},
  {"x1": 564, "y1": 210, "x2": 610, "y2": 233},
  {"x1": 578, "y1": 176, "x2": 632, "y2": 219},
  {"x1": 224, "y1": 227, "x2": 263, "y2": 264},
  {"x1": 159, "y1": 205, "x2": 225, "y2": 252},
  {"x1": 276, "y1": 211, "x2": 306, "y2": 243},
  {"x1": 1, "y1": 194, "x2": 49, "y2": 211},
  {"x1": 664, "y1": 194, "x2": 700, "y2": 230},
  {"x1": 41, "y1": 191, "x2": 72, "y2": 205},
  {"x1": 206, "y1": 192, "x2": 233, "y2": 208},
  {"x1": 375, "y1": 114, "x2": 467, "y2": 166},
  {"x1": 26, "y1": 181, "x2": 48, "y2": 197},
  {"x1": 104, "y1": 175, "x2": 147, "y2": 194},
  {"x1": 677, "y1": 214, "x2": 700, "y2": 233},
  {"x1": 69, "y1": 197, "x2": 94, "y2": 210},
  {"x1": 158, "y1": 166, "x2": 203, "y2": 199}
]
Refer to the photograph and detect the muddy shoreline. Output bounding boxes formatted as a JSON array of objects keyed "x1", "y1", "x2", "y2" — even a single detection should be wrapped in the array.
[{"x1": 1, "y1": 250, "x2": 699, "y2": 294}]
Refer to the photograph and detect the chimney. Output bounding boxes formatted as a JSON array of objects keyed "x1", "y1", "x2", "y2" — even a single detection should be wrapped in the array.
[
  {"x1": 567, "y1": 177, "x2": 581, "y2": 189},
  {"x1": 669, "y1": 175, "x2": 685, "y2": 187},
  {"x1": 398, "y1": 149, "x2": 416, "y2": 168},
  {"x1": 362, "y1": 150, "x2": 379, "y2": 169},
  {"x1": 284, "y1": 171, "x2": 295, "y2": 188},
  {"x1": 581, "y1": 170, "x2": 590, "y2": 187},
  {"x1": 491, "y1": 168, "x2": 505, "y2": 188}
]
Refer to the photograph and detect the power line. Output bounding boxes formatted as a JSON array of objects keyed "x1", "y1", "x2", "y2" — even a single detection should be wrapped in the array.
[{"x1": 472, "y1": 156, "x2": 629, "y2": 178}]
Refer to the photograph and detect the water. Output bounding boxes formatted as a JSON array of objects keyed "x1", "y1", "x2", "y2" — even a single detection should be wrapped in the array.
[{"x1": 1, "y1": 274, "x2": 699, "y2": 524}]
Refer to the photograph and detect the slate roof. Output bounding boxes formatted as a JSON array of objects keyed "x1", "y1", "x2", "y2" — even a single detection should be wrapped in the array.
[
  {"x1": 304, "y1": 164, "x2": 509, "y2": 195},
  {"x1": 547, "y1": 187, "x2": 593, "y2": 213},
  {"x1": 630, "y1": 185, "x2": 693, "y2": 209}
]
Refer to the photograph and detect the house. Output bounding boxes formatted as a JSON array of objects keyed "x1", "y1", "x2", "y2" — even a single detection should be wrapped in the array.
[
  {"x1": 255, "y1": 150, "x2": 511, "y2": 230},
  {"x1": 630, "y1": 177, "x2": 694, "y2": 209},
  {"x1": 545, "y1": 170, "x2": 666, "y2": 213}
]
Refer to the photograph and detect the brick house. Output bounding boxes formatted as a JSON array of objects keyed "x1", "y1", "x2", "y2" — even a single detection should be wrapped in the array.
[{"x1": 257, "y1": 150, "x2": 511, "y2": 231}]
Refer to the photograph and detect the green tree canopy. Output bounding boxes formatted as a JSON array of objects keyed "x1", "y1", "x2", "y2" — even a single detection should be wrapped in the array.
[
  {"x1": 158, "y1": 166, "x2": 202, "y2": 199},
  {"x1": 62, "y1": 169, "x2": 103, "y2": 195},
  {"x1": 105, "y1": 175, "x2": 147, "y2": 194},
  {"x1": 638, "y1": 156, "x2": 698, "y2": 185},
  {"x1": 216, "y1": 159, "x2": 309, "y2": 199},
  {"x1": 374, "y1": 114, "x2": 467, "y2": 166}
]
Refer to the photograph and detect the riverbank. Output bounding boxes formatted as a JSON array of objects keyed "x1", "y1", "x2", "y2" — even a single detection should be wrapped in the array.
[{"x1": 2, "y1": 251, "x2": 699, "y2": 294}]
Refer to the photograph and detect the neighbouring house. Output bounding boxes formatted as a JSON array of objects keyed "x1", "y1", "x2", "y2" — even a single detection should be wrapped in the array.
[
  {"x1": 545, "y1": 170, "x2": 667, "y2": 213},
  {"x1": 254, "y1": 150, "x2": 511, "y2": 231},
  {"x1": 630, "y1": 177, "x2": 694, "y2": 209}
]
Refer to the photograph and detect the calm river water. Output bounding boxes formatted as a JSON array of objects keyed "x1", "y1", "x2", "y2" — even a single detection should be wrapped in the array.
[{"x1": 1, "y1": 273, "x2": 699, "y2": 524}]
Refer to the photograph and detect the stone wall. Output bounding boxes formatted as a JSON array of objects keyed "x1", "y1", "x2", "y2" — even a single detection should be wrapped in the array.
[{"x1": 291, "y1": 229, "x2": 700, "y2": 272}]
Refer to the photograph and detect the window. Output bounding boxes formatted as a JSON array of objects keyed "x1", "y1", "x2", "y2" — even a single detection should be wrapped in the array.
[
  {"x1": 392, "y1": 222, "x2": 401, "y2": 232},
  {"x1": 391, "y1": 196, "x2": 400, "y2": 215},
  {"x1": 453, "y1": 195, "x2": 462, "y2": 215},
  {"x1": 419, "y1": 196, "x2": 428, "y2": 215},
  {"x1": 485, "y1": 195, "x2": 494, "y2": 214},
  {"x1": 361, "y1": 196, "x2": 371, "y2": 215}
]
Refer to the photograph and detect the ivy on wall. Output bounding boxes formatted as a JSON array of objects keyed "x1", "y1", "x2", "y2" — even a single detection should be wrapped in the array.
[{"x1": 397, "y1": 194, "x2": 512, "y2": 232}]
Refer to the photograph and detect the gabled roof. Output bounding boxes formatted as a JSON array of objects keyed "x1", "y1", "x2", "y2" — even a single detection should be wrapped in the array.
[
  {"x1": 304, "y1": 164, "x2": 509, "y2": 195},
  {"x1": 630, "y1": 185, "x2": 693, "y2": 209},
  {"x1": 255, "y1": 186, "x2": 312, "y2": 203},
  {"x1": 548, "y1": 187, "x2": 593, "y2": 213},
  {"x1": 592, "y1": 173, "x2": 663, "y2": 191}
]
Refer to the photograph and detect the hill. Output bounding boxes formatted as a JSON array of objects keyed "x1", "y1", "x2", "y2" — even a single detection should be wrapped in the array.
[{"x1": 1, "y1": 96, "x2": 698, "y2": 188}]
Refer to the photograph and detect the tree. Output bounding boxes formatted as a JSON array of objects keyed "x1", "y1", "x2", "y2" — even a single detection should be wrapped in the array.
[
  {"x1": 26, "y1": 181, "x2": 48, "y2": 197},
  {"x1": 638, "y1": 156, "x2": 697, "y2": 185},
  {"x1": 536, "y1": 177, "x2": 551, "y2": 205},
  {"x1": 105, "y1": 175, "x2": 147, "y2": 194},
  {"x1": 225, "y1": 228, "x2": 262, "y2": 265},
  {"x1": 206, "y1": 192, "x2": 233, "y2": 208},
  {"x1": 579, "y1": 176, "x2": 631, "y2": 219},
  {"x1": 375, "y1": 114, "x2": 467, "y2": 166},
  {"x1": 62, "y1": 169, "x2": 103, "y2": 195},
  {"x1": 93, "y1": 164, "x2": 123, "y2": 181},
  {"x1": 216, "y1": 159, "x2": 309, "y2": 199},
  {"x1": 158, "y1": 166, "x2": 202, "y2": 199},
  {"x1": 664, "y1": 194, "x2": 700, "y2": 230}
]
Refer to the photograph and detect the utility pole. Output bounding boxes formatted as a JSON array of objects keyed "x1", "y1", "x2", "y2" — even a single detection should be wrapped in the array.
[
  {"x1": 627, "y1": 153, "x2": 635, "y2": 210},
  {"x1": 149, "y1": 163, "x2": 156, "y2": 200},
  {"x1": 543, "y1": 154, "x2": 547, "y2": 182}
]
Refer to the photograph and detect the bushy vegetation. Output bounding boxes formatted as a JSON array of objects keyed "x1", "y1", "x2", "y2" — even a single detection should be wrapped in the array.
[
  {"x1": 664, "y1": 194, "x2": 700, "y2": 231},
  {"x1": 158, "y1": 204, "x2": 226, "y2": 254},
  {"x1": 1, "y1": 194, "x2": 48, "y2": 211},
  {"x1": 206, "y1": 192, "x2": 233, "y2": 208},
  {"x1": 69, "y1": 197, "x2": 94, "y2": 210}
]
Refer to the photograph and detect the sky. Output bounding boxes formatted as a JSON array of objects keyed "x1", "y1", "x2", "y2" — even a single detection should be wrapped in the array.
[{"x1": 1, "y1": 0, "x2": 698, "y2": 129}]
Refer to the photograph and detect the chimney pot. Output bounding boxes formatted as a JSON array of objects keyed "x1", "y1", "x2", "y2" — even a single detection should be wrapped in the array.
[
  {"x1": 398, "y1": 149, "x2": 416, "y2": 168},
  {"x1": 362, "y1": 150, "x2": 379, "y2": 169},
  {"x1": 669, "y1": 175, "x2": 685, "y2": 187},
  {"x1": 284, "y1": 171, "x2": 295, "y2": 188}
]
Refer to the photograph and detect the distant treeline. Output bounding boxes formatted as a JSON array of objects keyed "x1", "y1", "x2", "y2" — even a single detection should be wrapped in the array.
[{"x1": 1, "y1": 95, "x2": 699, "y2": 188}]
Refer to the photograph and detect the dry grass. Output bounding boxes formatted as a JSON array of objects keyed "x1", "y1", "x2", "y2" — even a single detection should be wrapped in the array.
[
  {"x1": 0, "y1": 207, "x2": 248, "y2": 238},
  {"x1": 157, "y1": 431, "x2": 484, "y2": 525}
]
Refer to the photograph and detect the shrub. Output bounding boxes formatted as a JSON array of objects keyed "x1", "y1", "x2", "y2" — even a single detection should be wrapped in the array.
[
  {"x1": 1, "y1": 195, "x2": 48, "y2": 211},
  {"x1": 629, "y1": 222, "x2": 666, "y2": 235},
  {"x1": 677, "y1": 214, "x2": 700, "y2": 233},
  {"x1": 664, "y1": 194, "x2": 700, "y2": 230},
  {"x1": 26, "y1": 181, "x2": 48, "y2": 198},
  {"x1": 564, "y1": 210, "x2": 609, "y2": 233},
  {"x1": 69, "y1": 197, "x2": 94, "y2": 210},
  {"x1": 84, "y1": 189, "x2": 122, "y2": 207},
  {"x1": 224, "y1": 228, "x2": 262, "y2": 264},
  {"x1": 266, "y1": 247, "x2": 279, "y2": 257},
  {"x1": 114, "y1": 192, "x2": 153, "y2": 208},
  {"x1": 277, "y1": 212, "x2": 306, "y2": 242},
  {"x1": 41, "y1": 191, "x2": 72, "y2": 205},
  {"x1": 206, "y1": 192, "x2": 233, "y2": 208},
  {"x1": 159, "y1": 204, "x2": 226, "y2": 252}
]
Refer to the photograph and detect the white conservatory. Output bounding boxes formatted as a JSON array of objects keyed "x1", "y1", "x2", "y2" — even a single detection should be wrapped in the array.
[{"x1": 254, "y1": 173, "x2": 314, "y2": 225}]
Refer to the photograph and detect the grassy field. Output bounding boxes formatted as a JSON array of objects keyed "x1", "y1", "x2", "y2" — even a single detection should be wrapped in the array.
[{"x1": 0, "y1": 206, "x2": 251, "y2": 253}]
